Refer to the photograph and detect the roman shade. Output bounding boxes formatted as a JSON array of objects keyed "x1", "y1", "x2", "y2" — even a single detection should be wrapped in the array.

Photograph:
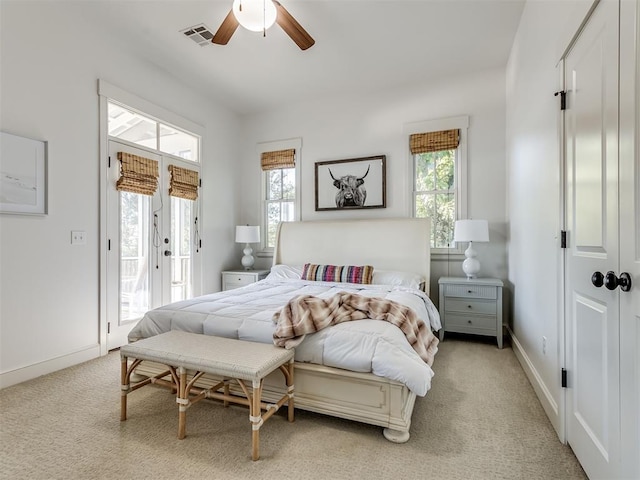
[
  {"x1": 261, "y1": 149, "x2": 295, "y2": 170},
  {"x1": 409, "y1": 129, "x2": 460, "y2": 155},
  {"x1": 168, "y1": 165, "x2": 199, "y2": 201},
  {"x1": 116, "y1": 152, "x2": 159, "y2": 196}
]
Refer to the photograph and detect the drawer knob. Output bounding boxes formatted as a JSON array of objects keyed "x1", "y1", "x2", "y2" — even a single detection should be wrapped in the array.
[
  {"x1": 467, "y1": 305, "x2": 472, "y2": 309},
  {"x1": 467, "y1": 320, "x2": 472, "y2": 324},
  {"x1": 467, "y1": 290, "x2": 472, "y2": 294}
]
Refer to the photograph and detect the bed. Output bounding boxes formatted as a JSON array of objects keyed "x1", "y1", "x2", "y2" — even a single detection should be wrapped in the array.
[{"x1": 129, "y1": 217, "x2": 440, "y2": 442}]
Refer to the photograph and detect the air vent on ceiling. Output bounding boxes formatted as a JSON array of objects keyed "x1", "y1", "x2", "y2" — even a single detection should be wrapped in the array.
[{"x1": 180, "y1": 24, "x2": 215, "y2": 47}]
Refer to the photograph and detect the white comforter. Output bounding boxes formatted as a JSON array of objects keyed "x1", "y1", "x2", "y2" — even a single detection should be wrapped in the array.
[{"x1": 128, "y1": 278, "x2": 441, "y2": 396}]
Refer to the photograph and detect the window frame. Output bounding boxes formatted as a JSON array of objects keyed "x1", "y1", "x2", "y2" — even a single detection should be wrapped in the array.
[
  {"x1": 405, "y1": 116, "x2": 469, "y2": 256},
  {"x1": 257, "y1": 138, "x2": 302, "y2": 256}
]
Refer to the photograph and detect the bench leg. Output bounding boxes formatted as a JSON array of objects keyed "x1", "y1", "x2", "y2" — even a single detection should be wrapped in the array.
[
  {"x1": 251, "y1": 379, "x2": 263, "y2": 461},
  {"x1": 223, "y1": 379, "x2": 230, "y2": 407},
  {"x1": 120, "y1": 356, "x2": 128, "y2": 421},
  {"x1": 287, "y1": 359, "x2": 295, "y2": 423},
  {"x1": 178, "y1": 367, "x2": 188, "y2": 439}
]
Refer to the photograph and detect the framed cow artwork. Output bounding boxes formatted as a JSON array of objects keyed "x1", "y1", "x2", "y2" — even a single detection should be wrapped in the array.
[{"x1": 315, "y1": 155, "x2": 386, "y2": 211}]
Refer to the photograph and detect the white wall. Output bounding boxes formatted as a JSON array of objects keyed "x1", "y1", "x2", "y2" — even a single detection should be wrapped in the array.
[
  {"x1": 506, "y1": 0, "x2": 594, "y2": 438},
  {"x1": 237, "y1": 67, "x2": 509, "y2": 300},
  {"x1": 0, "y1": 1, "x2": 239, "y2": 385}
]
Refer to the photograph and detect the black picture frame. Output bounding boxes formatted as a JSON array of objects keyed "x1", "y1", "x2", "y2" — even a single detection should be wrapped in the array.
[{"x1": 315, "y1": 155, "x2": 386, "y2": 211}]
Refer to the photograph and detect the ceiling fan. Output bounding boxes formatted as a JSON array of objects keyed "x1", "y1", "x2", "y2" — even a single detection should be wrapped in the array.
[{"x1": 212, "y1": 0, "x2": 315, "y2": 50}]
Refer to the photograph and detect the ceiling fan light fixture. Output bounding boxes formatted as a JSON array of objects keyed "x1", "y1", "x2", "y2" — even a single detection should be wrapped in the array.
[{"x1": 232, "y1": 0, "x2": 277, "y2": 32}]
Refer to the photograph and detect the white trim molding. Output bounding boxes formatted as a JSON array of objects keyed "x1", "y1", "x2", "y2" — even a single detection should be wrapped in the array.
[
  {"x1": 508, "y1": 326, "x2": 563, "y2": 441},
  {"x1": 0, "y1": 344, "x2": 100, "y2": 389}
]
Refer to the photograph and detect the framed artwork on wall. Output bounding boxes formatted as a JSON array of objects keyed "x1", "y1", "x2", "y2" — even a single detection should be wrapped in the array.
[
  {"x1": 315, "y1": 155, "x2": 386, "y2": 211},
  {"x1": 0, "y1": 131, "x2": 48, "y2": 215}
]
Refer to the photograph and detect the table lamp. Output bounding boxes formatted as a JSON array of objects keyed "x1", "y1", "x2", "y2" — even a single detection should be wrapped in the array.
[
  {"x1": 235, "y1": 225, "x2": 260, "y2": 270},
  {"x1": 454, "y1": 219, "x2": 489, "y2": 279}
]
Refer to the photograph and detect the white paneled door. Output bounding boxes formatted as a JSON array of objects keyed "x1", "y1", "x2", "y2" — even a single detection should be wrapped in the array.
[{"x1": 564, "y1": 0, "x2": 639, "y2": 478}]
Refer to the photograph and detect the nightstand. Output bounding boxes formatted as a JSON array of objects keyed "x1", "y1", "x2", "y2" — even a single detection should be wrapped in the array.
[
  {"x1": 221, "y1": 269, "x2": 270, "y2": 291},
  {"x1": 438, "y1": 277, "x2": 504, "y2": 348}
]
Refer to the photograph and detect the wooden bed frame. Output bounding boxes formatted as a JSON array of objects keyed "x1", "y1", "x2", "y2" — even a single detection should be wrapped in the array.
[{"x1": 134, "y1": 217, "x2": 431, "y2": 443}]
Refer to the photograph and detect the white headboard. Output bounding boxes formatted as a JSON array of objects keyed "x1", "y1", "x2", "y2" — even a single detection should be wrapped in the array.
[{"x1": 273, "y1": 218, "x2": 431, "y2": 294}]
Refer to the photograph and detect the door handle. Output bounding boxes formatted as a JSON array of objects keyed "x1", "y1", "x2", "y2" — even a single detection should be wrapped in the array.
[
  {"x1": 592, "y1": 271, "x2": 604, "y2": 288},
  {"x1": 604, "y1": 271, "x2": 632, "y2": 292},
  {"x1": 164, "y1": 250, "x2": 172, "y2": 257}
]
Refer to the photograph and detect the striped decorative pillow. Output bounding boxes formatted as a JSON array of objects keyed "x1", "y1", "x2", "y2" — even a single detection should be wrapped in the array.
[{"x1": 300, "y1": 263, "x2": 374, "y2": 284}]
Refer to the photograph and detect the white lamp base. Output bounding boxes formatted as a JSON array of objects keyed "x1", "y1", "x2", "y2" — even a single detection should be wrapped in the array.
[
  {"x1": 462, "y1": 242, "x2": 481, "y2": 279},
  {"x1": 240, "y1": 244, "x2": 255, "y2": 270}
]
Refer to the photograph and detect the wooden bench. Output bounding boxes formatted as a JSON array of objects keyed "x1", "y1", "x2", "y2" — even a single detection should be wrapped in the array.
[{"x1": 120, "y1": 330, "x2": 295, "y2": 461}]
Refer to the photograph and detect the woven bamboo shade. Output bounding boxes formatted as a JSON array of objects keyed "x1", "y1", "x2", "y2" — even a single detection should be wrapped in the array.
[
  {"x1": 409, "y1": 129, "x2": 460, "y2": 155},
  {"x1": 261, "y1": 149, "x2": 295, "y2": 171},
  {"x1": 168, "y1": 165, "x2": 199, "y2": 200},
  {"x1": 116, "y1": 152, "x2": 159, "y2": 196}
]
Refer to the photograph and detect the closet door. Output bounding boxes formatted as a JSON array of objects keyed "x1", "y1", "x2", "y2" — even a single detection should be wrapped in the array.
[
  {"x1": 618, "y1": 0, "x2": 639, "y2": 477},
  {"x1": 564, "y1": 0, "x2": 622, "y2": 478}
]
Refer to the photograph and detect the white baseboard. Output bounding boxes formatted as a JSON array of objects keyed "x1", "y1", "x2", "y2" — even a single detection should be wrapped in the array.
[
  {"x1": 508, "y1": 327, "x2": 564, "y2": 442},
  {"x1": 0, "y1": 345, "x2": 101, "y2": 389}
]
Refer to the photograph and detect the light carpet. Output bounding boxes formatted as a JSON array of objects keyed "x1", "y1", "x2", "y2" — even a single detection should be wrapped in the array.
[{"x1": 0, "y1": 336, "x2": 586, "y2": 479}]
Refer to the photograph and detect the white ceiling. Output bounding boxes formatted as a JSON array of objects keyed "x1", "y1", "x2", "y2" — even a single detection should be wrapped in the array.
[{"x1": 82, "y1": 0, "x2": 525, "y2": 115}]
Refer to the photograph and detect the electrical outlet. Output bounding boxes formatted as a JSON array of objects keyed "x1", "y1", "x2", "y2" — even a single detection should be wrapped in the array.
[
  {"x1": 71, "y1": 230, "x2": 86, "y2": 245},
  {"x1": 542, "y1": 336, "x2": 547, "y2": 355}
]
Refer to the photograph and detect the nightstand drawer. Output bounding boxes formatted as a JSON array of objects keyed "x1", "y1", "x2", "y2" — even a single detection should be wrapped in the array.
[
  {"x1": 221, "y1": 270, "x2": 270, "y2": 291},
  {"x1": 445, "y1": 298, "x2": 497, "y2": 315},
  {"x1": 445, "y1": 313, "x2": 496, "y2": 331},
  {"x1": 444, "y1": 284, "x2": 497, "y2": 299},
  {"x1": 224, "y1": 274, "x2": 255, "y2": 286}
]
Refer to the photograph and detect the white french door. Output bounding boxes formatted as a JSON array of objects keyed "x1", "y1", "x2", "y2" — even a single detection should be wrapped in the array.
[{"x1": 106, "y1": 140, "x2": 200, "y2": 350}]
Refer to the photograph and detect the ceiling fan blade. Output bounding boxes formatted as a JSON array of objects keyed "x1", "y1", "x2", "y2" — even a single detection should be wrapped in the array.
[
  {"x1": 211, "y1": 9, "x2": 239, "y2": 45},
  {"x1": 273, "y1": 1, "x2": 315, "y2": 50}
]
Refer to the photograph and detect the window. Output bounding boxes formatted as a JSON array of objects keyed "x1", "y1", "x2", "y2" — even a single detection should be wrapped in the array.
[
  {"x1": 259, "y1": 139, "x2": 301, "y2": 252},
  {"x1": 108, "y1": 102, "x2": 200, "y2": 162},
  {"x1": 264, "y1": 166, "x2": 296, "y2": 248},
  {"x1": 407, "y1": 116, "x2": 468, "y2": 252},
  {"x1": 414, "y1": 148, "x2": 456, "y2": 248}
]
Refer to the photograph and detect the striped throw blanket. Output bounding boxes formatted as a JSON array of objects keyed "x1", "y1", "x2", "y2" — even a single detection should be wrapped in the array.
[{"x1": 272, "y1": 292, "x2": 439, "y2": 366}]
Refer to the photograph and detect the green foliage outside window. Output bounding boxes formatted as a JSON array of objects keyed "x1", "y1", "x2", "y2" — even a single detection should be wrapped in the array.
[
  {"x1": 414, "y1": 149, "x2": 456, "y2": 248},
  {"x1": 266, "y1": 168, "x2": 295, "y2": 248}
]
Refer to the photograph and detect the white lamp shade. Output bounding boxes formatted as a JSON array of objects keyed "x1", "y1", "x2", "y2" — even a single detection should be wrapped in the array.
[
  {"x1": 235, "y1": 225, "x2": 260, "y2": 243},
  {"x1": 454, "y1": 219, "x2": 489, "y2": 243},
  {"x1": 232, "y1": 0, "x2": 277, "y2": 32}
]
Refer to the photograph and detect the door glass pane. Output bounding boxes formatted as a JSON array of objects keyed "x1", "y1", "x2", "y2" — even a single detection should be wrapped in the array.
[
  {"x1": 171, "y1": 196, "x2": 192, "y2": 303},
  {"x1": 120, "y1": 191, "x2": 150, "y2": 322},
  {"x1": 159, "y1": 124, "x2": 199, "y2": 162}
]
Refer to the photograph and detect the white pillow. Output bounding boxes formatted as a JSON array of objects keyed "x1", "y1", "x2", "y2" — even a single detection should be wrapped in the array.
[
  {"x1": 372, "y1": 270, "x2": 424, "y2": 289},
  {"x1": 266, "y1": 264, "x2": 303, "y2": 280}
]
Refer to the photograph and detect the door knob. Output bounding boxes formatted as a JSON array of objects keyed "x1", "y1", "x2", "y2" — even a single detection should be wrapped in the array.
[
  {"x1": 591, "y1": 271, "x2": 604, "y2": 288},
  {"x1": 604, "y1": 271, "x2": 633, "y2": 292},
  {"x1": 164, "y1": 250, "x2": 172, "y2": 257},
  {"x1": 618, "y1": 272, "x2": 632, "y2": 292}
]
